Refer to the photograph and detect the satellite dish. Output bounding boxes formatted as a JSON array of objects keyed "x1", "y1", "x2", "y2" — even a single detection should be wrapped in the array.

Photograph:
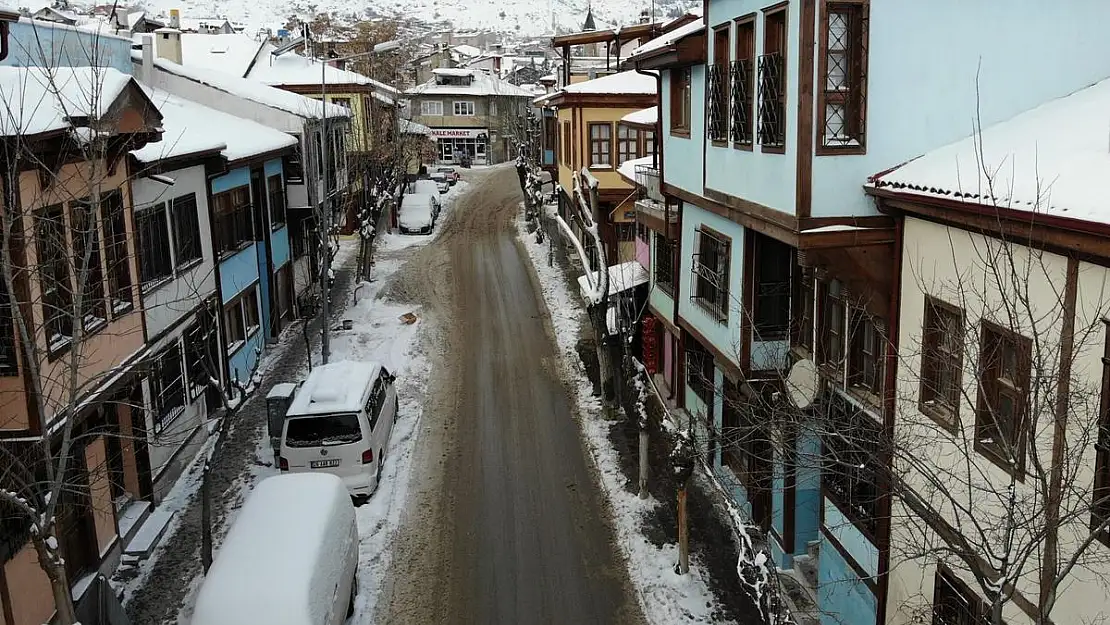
[{"x1": 786, "y1": 358, "x2": 819, "y2": 409}]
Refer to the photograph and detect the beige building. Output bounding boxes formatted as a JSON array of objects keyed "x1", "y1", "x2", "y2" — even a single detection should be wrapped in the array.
[{"x1": 870, "y1": 75, "x2": 1110, "y2": 625}]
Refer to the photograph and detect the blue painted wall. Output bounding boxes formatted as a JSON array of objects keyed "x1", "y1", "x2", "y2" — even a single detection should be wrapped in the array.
[
  {"x1": 823, "y1": 498, "x2": 878, "y2": 578},
  {"x1": 3, "y1": 20, "x2": 133, "y2": 72},
  {"x1": 818, "y1": 537, "x2": 877, "y2": 625},
  {"x1": 794, "y1": 429, "x2": 822, "y2": 555},
  {"x1": 228, "y1": 330, "x2": 263, "y2": 385},
  {"x1": 264, "y1": 158, "x2": 283, "y2": 178},
  {"x1": 647, "y1": 234, "x2": 675, "y2": 323},
  {"x1": 211, "y1": 168, "x2": 250, "y2": 194},
  {"x1": 676, "y1": 202, "x2": 744, "y2": 369},
  {"x1": 219, "y1": 244, "x2": 260, "y2": 302},
  {"x1": 270, "y1": 225, "x2": 290, "y2": 268},
  {"x1": 543, "y1": 149, "x2": 555, "y2": 166},
  {"x1": 255, "y1": 240, "x2": 272, "y2": 338},
  {"x1": 660, "y1": 67, "x2": 705, "y2": 195}
]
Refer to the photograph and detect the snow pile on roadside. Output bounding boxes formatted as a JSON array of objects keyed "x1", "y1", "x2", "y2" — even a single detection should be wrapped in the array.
[
  {"x1": 515, "y1": 211, "x2": 728, "y2": 624},
  {"x1": 324, "y1": 233, "x2": 435, "y2": 620}
]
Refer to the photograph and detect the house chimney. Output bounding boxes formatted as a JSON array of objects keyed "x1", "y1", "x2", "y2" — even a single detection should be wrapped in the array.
[
  {"x1": 639, "y1": 8, "x2": 650, "y2": 24},
  {"x1": 169, "y1": 8, "x2": 180, "y2": 28},
  {"x1": 154, "y1": 26, "x2": 183, "y2": 64},
  {"x1": 141, "y1": 33, "x2": 154, "y2": 81}
]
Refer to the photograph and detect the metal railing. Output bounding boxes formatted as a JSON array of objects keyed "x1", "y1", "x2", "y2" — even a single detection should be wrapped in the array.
[{"x1": 634, "y1": 163, "x2": 663, "y2": 202}]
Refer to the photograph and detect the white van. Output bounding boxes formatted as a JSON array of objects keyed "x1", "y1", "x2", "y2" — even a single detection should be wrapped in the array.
[
  {"x1": 190, "y1": 473, "x2": 358, "y2": 625},
  {"x1": 279, "y1": 360, "x2": 398, "y2": 501}
]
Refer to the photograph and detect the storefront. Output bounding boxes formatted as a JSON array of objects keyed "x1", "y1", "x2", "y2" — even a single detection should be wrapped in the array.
[{"x1": 429, "y1": 128, "x2": 489, "y2": 165}]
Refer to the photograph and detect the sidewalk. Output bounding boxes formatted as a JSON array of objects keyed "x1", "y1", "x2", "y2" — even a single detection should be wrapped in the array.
[{"x1": 114, "y1": 238, "x2": 364, "y2": 625}]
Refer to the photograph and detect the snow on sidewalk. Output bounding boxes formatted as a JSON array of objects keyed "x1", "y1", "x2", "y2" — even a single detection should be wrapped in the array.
[{"x1": 516, "y1": 212, "x2": 730, "y2": 625}]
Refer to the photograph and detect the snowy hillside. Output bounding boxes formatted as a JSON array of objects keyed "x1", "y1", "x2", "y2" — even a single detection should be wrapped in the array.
[{"x1": 130, "y1": 0, "x2": 698, "y2": 39}]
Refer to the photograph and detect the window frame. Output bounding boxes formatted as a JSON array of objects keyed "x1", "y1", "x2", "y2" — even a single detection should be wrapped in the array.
[
  {"x1": 653, "y1": 232, "x2": 675, "y2": 296},
  {"x1": 70, "y1": 197, "x2": 107, "y2": 331},
  {"x1": 588, "y1": 122, "x2": 613, "y2": 169},
  {"x1": 975, "y1": 321, "x2": 1031, "y2": 478},
  {"x1": 151, "y1": 343, "x2": 186, "y2": 434},
  {"x1": 616, "y1": 123, "x2": 640, "y2": 165},
  {"x1": 692, "y1": 227, "x2": 730, "y2": 325},
  {"x1": 848, "y1": 310, "x2": 885, "y2": 401},
  {"x1": 101, "y1": 190, "x2": 133, "y2": 316},
  {"x1": 669, "y1": 67, "x2": 692, "y2": 136},
  {"x1": 822, "y1": 390, "x2": 881, "y2": 538},
  {"x1": 752, "y1": 233, "x2": 792, "y2": 341},
  {"x1": 222, "y1": 286, "x2": 260, "y2": 356},
  {"x1": 0, "y1": 277, "x2": 15, "y2": 376},
  {"x1": 212, "y1": 186, "x2": 253, "y2": 258},
  {"x1": 420, "y1": 99, "x2": 444, "y2": 116},
  {"x1": 932, "y1": 563, "x2": 992, "y2": 625},
  {"x1": 686, "y1": 338, "x2": 715, "y2": 405},
  {"x1": 35, "y1": 204, "x2": 73, "y2": 352},
  {"x1": 171, "y1": 193, "x2": 203, "y2": 268},
  {"x1": 818, "y1": 279, "x2": 846, "y2": 371},
  {"x1": 731, "y1": 15, "x2": 757, "y2": 149},
  {"x1": 816, "y1": 0, "x2": 869, "y2": 154},
  {"x1": 136, "y1": 203, "x2": 174, "y2": 290},
  {"x1": 757, "y1": 3, "x2": 789, "y2": 153},
  {"x1": 793, "y1": 264, "x2": 815, "y2": 354},
  {"x1": 452, "y1": 100, "x2": 476, "y2": 116},
  {"x1": 266, "y1": 175, "x2": 286, "y2": 231},
  {"x1": 920, "y1": 297, "x2": 964, "y2": 431},
  {"x1": 707, "y1": 23, "x2": 731, "y2": 144}
]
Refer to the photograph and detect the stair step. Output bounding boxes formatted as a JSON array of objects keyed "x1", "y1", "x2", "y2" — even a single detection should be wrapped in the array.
[{"x1": 793, "y1": 554, "x2": 819, "y2": 589}]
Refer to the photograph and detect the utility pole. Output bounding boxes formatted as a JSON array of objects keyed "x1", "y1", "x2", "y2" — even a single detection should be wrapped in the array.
[{"x1": 671, "y1": 430, "x2": 696, "y2": 575}]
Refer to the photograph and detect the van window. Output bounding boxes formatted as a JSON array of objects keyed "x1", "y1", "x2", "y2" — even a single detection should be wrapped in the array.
[
  {"x1": 285, "y1": 414, "x2": 362, "y2": 447},
  {"x1": 366, "y1": 378, "x2": 385, "y2": 431}
]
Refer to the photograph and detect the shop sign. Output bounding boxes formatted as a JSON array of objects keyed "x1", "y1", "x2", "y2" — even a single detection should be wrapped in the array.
[{"x1": 429, "y1": 128, "x2": 488, "y2": 139}]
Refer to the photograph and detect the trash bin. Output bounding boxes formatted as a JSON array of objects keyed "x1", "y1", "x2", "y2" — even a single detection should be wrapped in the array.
[{"x1": 265, "y1": 383, "x2": 301, "y2": 462}]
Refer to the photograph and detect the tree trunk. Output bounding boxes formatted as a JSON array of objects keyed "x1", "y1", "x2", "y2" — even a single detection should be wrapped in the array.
[{"x1": 33, "y1": 535, "x2": 76, "y2": 624}]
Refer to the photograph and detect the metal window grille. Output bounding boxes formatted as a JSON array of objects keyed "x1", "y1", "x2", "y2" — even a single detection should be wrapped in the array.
[
  {"x1": 757, "y1": 52, "x2": 785, "y2": 147},
  {"x1": 729, "y1": 59, "x2": 753, "y2": 144},
  {"x1": 706, "y1": 63, "x2": 727, "y2": 141}
]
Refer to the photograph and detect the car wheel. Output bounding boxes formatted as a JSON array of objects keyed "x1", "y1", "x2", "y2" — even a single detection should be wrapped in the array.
[
  {"x1": 376, "y1": 453, "x2": 385, "y2": 486},
  {"x1": 393, "y1": 396, "x2": 399, "y2": 423}
]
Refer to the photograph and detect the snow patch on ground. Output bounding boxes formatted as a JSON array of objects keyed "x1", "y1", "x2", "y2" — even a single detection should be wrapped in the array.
[{"x1": 516, "y1": 210, "x2": 729, "y2": 625}]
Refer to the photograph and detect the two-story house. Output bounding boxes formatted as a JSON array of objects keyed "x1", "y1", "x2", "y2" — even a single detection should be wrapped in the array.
[
  {"x1": 404, "y1": 67, "x2": 534, "y2": 165},
  {"x1": 0, "y1": 66, "x2": 161, "y2": 623},
  {"x1": 627, "y1": 3, "x2": 1110, "y2": 625},
  {"x1": 869, "y1": 75, "x2": 1110, "y2": 625},
  {"x1": 134, "y1": 31, "x2": 351, "y2": 331},
  {"x1": 544, "y1": 70, "x2": 657, "y2": 265}
]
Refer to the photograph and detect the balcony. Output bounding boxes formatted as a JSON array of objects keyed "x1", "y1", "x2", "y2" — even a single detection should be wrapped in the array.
[{"x1": 634, "y1": 164, "x2": 679, "y2": 238}]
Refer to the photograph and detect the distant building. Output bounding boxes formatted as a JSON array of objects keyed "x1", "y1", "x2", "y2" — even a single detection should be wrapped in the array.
[{"x1": 405, "y1": 67, "x2": 534, "y2": 165}]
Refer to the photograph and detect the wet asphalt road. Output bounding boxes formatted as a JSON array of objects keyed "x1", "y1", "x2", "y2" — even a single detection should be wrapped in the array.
[{"x1": 377, "y1": 166, "x2": 643, "y2": 624}]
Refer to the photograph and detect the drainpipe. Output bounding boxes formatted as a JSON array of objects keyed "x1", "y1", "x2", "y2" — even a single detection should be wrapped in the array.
[{"x1": 877, "y1": 204, "x2": 903, "y2": 625}]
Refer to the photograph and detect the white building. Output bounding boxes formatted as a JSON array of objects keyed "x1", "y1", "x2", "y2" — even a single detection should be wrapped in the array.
[{"x1": 871, "y1": 74, "x2": 1110, "y2": 625}]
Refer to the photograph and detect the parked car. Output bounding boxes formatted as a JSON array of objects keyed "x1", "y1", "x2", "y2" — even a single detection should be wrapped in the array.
[
  {"x1": 436, "y1": 166, "x2": 459, "y2": 185},
  {"x1": 429, "y1": 172, "x2": 450, "y2": 194},
  {"x1": 278, "y1": 361, "x2": 398, "y2": 503},
  {"x1": 398, "y1": 192, "x2": 441, "y2": 235},
  {"x1": 411, "y1": 179, "x2": 440, "y2": 197},
  {"x1": 459, "y1": 153, "x2": 472, "y2": 168},
  {"x1": 190, "y1": 473, "x2": 359, "y2": 625}
]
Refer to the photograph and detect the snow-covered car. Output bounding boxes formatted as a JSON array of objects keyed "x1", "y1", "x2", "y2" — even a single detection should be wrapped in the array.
[
  {"x1": 436, "y1": 166, "x2": 459, "y2": 185},
  {"x1": 190, "y1": 473, "x2": 359, "y2": 625},
  {"x1": 278, "y1": 361, "x2": 398, "y2": 502},
  {"x1": 411, "y1": 179, "x2": 439, "y2": 196},
  {"x1": 398, "y1": 192, "x2": 441, "y2": 235},
  {"x1": 429, "y1": 171, "x2": 450, "y2": 193}
]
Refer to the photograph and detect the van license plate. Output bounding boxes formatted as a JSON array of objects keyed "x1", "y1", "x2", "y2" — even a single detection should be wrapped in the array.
[{"x1": 310, "y1": 459, "x2": 341, "y2": 469}]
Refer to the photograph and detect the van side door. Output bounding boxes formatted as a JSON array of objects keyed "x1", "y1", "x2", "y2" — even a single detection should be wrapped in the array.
[{"x1": 364, "y1": 377, "x2": 386, "y2": 446}]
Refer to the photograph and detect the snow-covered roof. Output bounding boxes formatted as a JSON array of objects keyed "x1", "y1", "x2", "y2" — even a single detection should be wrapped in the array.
[
  {"x1": 869, "y1": 75, "x2": 1110, "y2": 224},
  {"x1": 577, "y1": 260, "x2": 649, "y2": 300},
  {"x1": 287, "y1": 360, "x2": 382, "y2": 416},
  {"x1": 399, "y1": 118, "x2": 431, "y2": 135},
  {"x1": 406, "y1": 70, "x2": 534, "y2": 98},
  {"x1": 177, "y1": 16, "x2": 231, "y2": 32},
  {"x1": 0, "y1": 66, "x2": 133, "y2": 136},
  {"x1": 178, "y1": 33, "x2": 266, "y2": 78},
  {"x1": 628, "y1": 19, "x2": 704, "y2": 61},
  {"x1": 621, "y1": 106, "x2": 657, "y2": 126},
  {"x1": 560, "y1": 70, "x2": 657, "y2": 96},
  {"x1": 432, "y1": 67, "x2": 476, "y2": 78},
  {"x1": 248, "y1": 50, "x2": 399, "y2": 105},
  {"x1": 452, "y1": 44, "x2": 482, "y2": 58},
  {"x1": 0, "y1": 5, "x2": 18, "y2": 20},
  {"x1": 132, "y1": 88, "x2": 297, "y2": 164},
  {"x1": 135, "y1": 50, "x2": 351, "y2": 120},
  {"x1": 616, "y1": 154, "x2": 654, "y2": 184},
  {"x1": 190, "y1": 474, "x2": 356, "y2": 625}
]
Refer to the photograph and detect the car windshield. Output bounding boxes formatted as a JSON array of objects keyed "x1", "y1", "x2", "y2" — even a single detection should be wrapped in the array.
[{"x1": 284, "y1": 414, "x2": 362, "y2": 447}]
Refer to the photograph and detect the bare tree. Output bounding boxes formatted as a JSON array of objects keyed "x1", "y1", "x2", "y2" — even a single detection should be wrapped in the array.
[{"x1": 0, "y1": 58, "x2": 153, "y2": 623}]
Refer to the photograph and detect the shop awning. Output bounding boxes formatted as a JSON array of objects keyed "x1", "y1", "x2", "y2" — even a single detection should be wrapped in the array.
[{"x1": 577, "y1": 260, "x2": 649, "y2": 301}]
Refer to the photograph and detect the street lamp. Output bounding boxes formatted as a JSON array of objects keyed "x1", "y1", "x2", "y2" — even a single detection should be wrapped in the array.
[{"x1": 316, "y1": 45, "x2": 394, "y2": 365}]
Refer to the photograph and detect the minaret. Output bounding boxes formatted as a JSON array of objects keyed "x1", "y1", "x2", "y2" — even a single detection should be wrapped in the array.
[{"x1": 582, "y1": 3, "x2": 596, "y2": 31}]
